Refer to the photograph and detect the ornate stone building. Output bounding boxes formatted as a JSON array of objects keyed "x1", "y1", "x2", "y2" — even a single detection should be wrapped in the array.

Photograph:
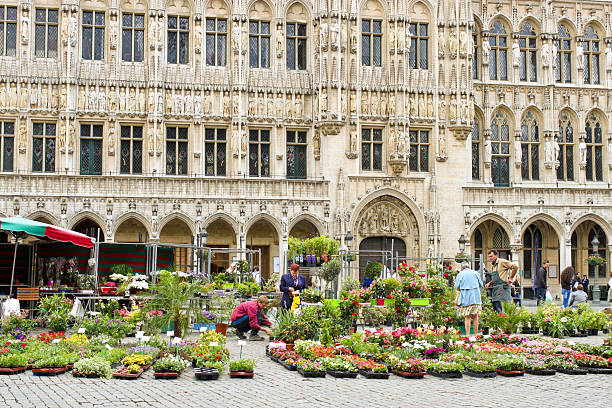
[{"x1": 0, "y1": 0, "x2": 611, "y2": 296}]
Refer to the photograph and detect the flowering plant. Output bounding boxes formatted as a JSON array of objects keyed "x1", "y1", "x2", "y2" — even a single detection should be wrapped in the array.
[
  {"x1": 586, "y1": 255, "x2": 606, "y2": 265},
  {"x1": 37, "y1": 332, "x2": 65, "y2": 344},
  {"x1": 424, "y1": 360, "x2": 463, "y2": 373},
  {"x1": 495, "y1": 355, "x2": 525, "y2": 371},
  {"x1": 296, "y1": 358, "x2": 325, "y2": 372},
  {"x1": 321, "y1": 357, "x2": 358, "y2": 372},
  {"x1": 301, "y1": 288, "x2": 324, "y2": 303},
  {"x1": 387, "y1": 356, "x2": 425, "y2": 373},
  {"x1": 344, "y1": 355, "x2": 388, "y2": 373}
]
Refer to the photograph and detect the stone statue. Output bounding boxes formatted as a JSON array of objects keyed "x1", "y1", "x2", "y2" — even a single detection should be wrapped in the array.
[
  {"x1": 232, "y1": 22, "x2": 240, "y2": 52},
  {"x1": 418, "y1": 94, "x2": 425, "y2": 118},
  {"x1": 21, "y1": 10, "x2": 29, "y2": 44},
  {"x1": 276, "y1": 93, "x2": 283, "y2": 117},
  {"x1": 554, "y1": 137, "x2": 560, "y2": 162},
  {"x1": 541, "y1": 43, "x2": 551, "y2": 67},
  {"x1": 371, "y1": 92, "x2": 379, "y2": 116},
  {"x1": 248, "y1": 93, "x2": 256, "y2": 116},
  {"x1": 380, "y1": 94, "x2": 387, "y2": 116},
  {"x1": 331, "y1": 20, "x2": 339, "y2": 48},
  {"x1": 109, "y1": 87, "x2": 117, "y2": 111},
  {"x1": 148, "y1": 126, "x2": 155, "y2": 151},
  {"x1": 98, "y1": 88, "x2": 106, "y2": 111},
  {"x1": 294, "y1": 96, "x2": 303, "y2": 118},
  {"x1": 0, "y1": 83, "x2": 6, "y2": 108},
  {"x1": 576, "y1": 44, "x2": 584, "y2": 70},
  {"x1": 69, "y1": 13, "x2": 78, "y2": 45},
  {"x1": 389, "y1": 26, "x2": 396, "y2": 49},
  {"x1": 350, "y1": 23, "x2": 357, "y2": 51},
  {"x1": 60, "y1": 86, "x2": 67, "y2": 109},
  {"x1": 257, "y1": 93, "x2": 264, "y2": 116},
  {"x1": 222, "y1": 91, "x2": 230, "y2": 116},
  {"x1": 139, "y1": 88, "x2": 146, "y2": 112},
  {"x1": 148, "y1": 90, "x2": 155, "y2": 112},
  {"x1": 68, "y1": 122, "x2": 75, "y2": 149},
  {"x1": 195, "y1": 22, "x2": 202, "y2": 52},
  {"x1": 240, "y1": 127, "x2": 247, "y2": 152},
  {"x1": 448, "y1": 30, "x2": 457, "y2": 53},
  {"x1": 461, "y1": 97, "x2": 469, "y2": 122},
  {"x1": 514, "y1": 138, "x2": 522, "y2": 164},
  {"x1": 449, "y1": 98, "x2": 457, "y2": 122},
  {"x1": 349, "y1": 91, "x2": 356, "y2": 114},
  {"x1": 231, "y1": 125, "x2": 238, "y2": 155},
  {"x1": 545, "y1": 139, "x2": 554, "y2": 162},
  {"x1": 552, "y1": 43, "x2": 558, "y2": 69},
  {"x1": 427, "y1": 94, "x2": 434, "y2": 117},
  {"x1": 193, "y1": 91, "x2": 202, "y2": 115},
  {"x1": 233, "y1": 93, "x2": 239, "y2": 115},
  {"x1": 41, "y1": 84, "x2": 48, "y2": 109},
  {"x1": 341, "y1": 21, "x2": 348, "y2": 49},
  {"x1": 482, "y1": 38, "x2": 491, "y2": 59},
  {"x1": 439, "y1": 133, "x2": 447, "y2": 156},
  {"x1": 320, "y1": 22, "x2": 329, "y2": 48},
  {"x1": 51, "y1": 85, "x2": 58, "y2": 109},
  {"x1": 409, "y1": 94, "x2": 417, "y2": 117},
  {"x1": 19, "y1": 121, "x2": 26, "y2": 149},
  {"x1": 276, "y1": 25, "x2": 284, "y2": 57},
  {"x1": 361, "y1": 91, "x2": 369, "y2": 115},
  {"x1": 388, "y1": 94, "x2": 395, "y2": 116},
  {"x1": 119, "y1": 87, "x2": 127, "y2": 111},
  {"x1": 389, "y1": 127, "x2": 396, "y2": 152},
  {"x1": 340, "y1": 92, "x2": 346, "y2": 114},
  {"x1": 484, "y1": 138, "x2": 491, "y2": 163},
  {"x1": 20, "y1": 84, "x2": 28, "y2": 109},
  {"x1": 286, "y1": 96, "x2": 293, "y2": 117},
  {"x1": 108, "y1": 125, "x2": 115, "y2": 151},
  {"x1": 266, "y1": 93, "x2": 274, "y2": 117},
  {"x1": 579, "y1": 139, "x2": 587, "y2": 163},
  {"x1": 350, "y1": 130, "x2": 357, "y2": 152},
  {"x1": 512, "y1": 41, "x2": 520, "y2": 66},
  {"x1": 203, "y1": 90, "x2": 211, "y2": 115},
  {"x1": 459, "y1": 31, "x2": 468, "y2": 53},
  {"x1": 313, "y1": 131, "x2": 321, "y2": 157},
  {"x1": 88, "y1": 88, "x2": 97, "y2": 111},
  {"x1": 397, "y1": 23, "x2": 404, "y2": 50},
  {"x1": 320, "y1": 88, "x2": 328, "y2": 112},
  {"x1": 129, "y1": 88, "x2": 137, "y2": 112},
  {"x1": 184, "y1": 91, "x2": 193, "y2": 115},
  {"x1": 110, "y1": 17, "x2": 118, "y2": 49},
  {"x1": 157, "y1": 91, "x2": 164, "y2": 113},
  {"x1": 57, "y1": 121, "x2": 64, "y2": 148},
  {"x1": 398, "y1": 130, "x2": 406, "y2": 153},
  {"x1": 148, "y1": 18, "x2": 156, "y2": 48}
]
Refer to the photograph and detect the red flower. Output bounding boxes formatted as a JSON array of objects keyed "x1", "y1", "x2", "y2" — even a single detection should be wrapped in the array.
[{"x1": 444, "y1": 273, "x2": 449, "y2": 278}]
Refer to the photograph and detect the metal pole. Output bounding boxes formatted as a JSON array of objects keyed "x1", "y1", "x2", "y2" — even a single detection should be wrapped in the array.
[
  {"x1": 94, "y1": 229, "x2": 100, "y2": 296},
  {"x1": 9, "y1": 239, "x2": 18, "y2": 297}
]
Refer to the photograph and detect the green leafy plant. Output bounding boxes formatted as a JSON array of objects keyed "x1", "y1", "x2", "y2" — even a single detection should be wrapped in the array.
[
  {"x1": 73, "y1": 356, "x2": 112, "y2": 379},
  {"x1": 0, "y1": 354, "x2": 29, "y2": 368},
  {"x1": 301, "y1": 288, "x2": 324, "y2": 303},
  {"x1": 229, "y1": 358, "x2": 256, "y2": 372},
  {"x1": 263, "y1": 273, "x2": 280, "y2": 292},
  {"x1": 33, "y1": 355, "x2": 69, "y2": 368},
  {"x1": 364, "y1": 262, "x2": 383, "y2": 280},
  {"x1": 381, "y1": 278, "x2": 400, "y2": 297},
  {"x1": 152, "y1": 357, "x2": 189, "y2": 373},
  {"x1": 319, "y1": 259, "x2": 342, "y2": 290},
  {"x1": 211, "y1": 294, "x2": 237, "y2": 324},
  {"x1": 362, "y1": 307, "x2": 388, "y2": 327},
  {"x1": 38, "y1": 294, "x2": 73, "y2": 332},
  {"x1": 586, "y1": 255, "x2": 606, "y2": 265}
]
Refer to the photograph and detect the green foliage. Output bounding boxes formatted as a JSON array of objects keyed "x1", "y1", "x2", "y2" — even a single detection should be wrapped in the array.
[
  {"x1": 210, "y1": 294, "x2": 237, "y2": 324},
  {"x1": 0, "y1": 354, "x2": 29, "y2": 368},
  {"x1": 229, "y1": 358, "x2": 256, "y2": 372},
  {"x1": 288, "y1": 236, "x2": 340, "y2": 257},
  {"x1": 74, "y1": 356, "x2": 113, "y2": 379},
  {"x1": 263, "y1": 273, "x2": 280, "y2": 292},
  {"x1": 236, "y1": 282, "x2": 260, "y2": 297},
  {"x1": 38, "y1": 294, "x2": 73, "y2": 332},
  {"x1": 152, "y1": 357, "x2": 189, "y2": 373},
  {"x1": 363, "y1": 307, "x2": 388, "y2": 326},
  {"x1": 33, "y1": 355, "x2": 69, "y2": 368},
  {"x1": 0, "y1": 312, "x2": 39, "y2": 334},
  {"x1": 319, "y1": 259, "x2": 342, "y2": 287},
  {"x1": 381, "y1": 278, "x2": 400, "y2": 297},
  {"x1": 301, "y1": 288, "x2": 324, "y2": 303},
  {"x1": 96, "y1": 299, "x2": 121, "y2": 318},
  {"x1": 109, "y1": 264, "x2": 133, "y2": 276},
  {"x1": 339, "y1": 278, "x2": 360, "y2": 298},
  {"x1": 364, "y1": 262, "x2": 383, "y2": 279}
]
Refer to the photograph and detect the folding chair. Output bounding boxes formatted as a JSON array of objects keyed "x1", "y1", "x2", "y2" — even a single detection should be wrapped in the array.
[{"x1": 16, "y1": 287, "x2": 40, "y2": 316}]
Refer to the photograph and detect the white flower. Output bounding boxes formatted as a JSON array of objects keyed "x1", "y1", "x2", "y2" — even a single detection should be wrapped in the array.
[
  {"x1": 132, "y1": 274, "x2": 148, "y2": 281},
  {"x1": 128, "y1": 281, "x2": 149, "y2": 290},
  {"x1": 109, "y1": 273, "x2": 129, "y2": 282}
]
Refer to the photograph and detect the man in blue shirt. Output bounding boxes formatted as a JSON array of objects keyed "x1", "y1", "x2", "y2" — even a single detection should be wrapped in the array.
[{"x1": 455, "y1": 262, "x2": 484, "y2": 335}]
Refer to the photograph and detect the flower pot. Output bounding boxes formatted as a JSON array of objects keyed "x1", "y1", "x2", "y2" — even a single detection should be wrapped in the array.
[
  {"x1": 526, "y1": 368, "x2": 556, "y2": 376},
  {"x1": 297, "y1": 368, "x2": 326, "y2": 378},
  {"x1": 72, "y1": 370, "x2": 103, "y2": 378},
  {"x1": 409, "y1": 298, "x2": 430, "y2": 306},
  {"x1": 194, "y1": 367, "x2": 219, "y2": 380},
  {"x1": 214, "y1": 323, "x2": 228, "y2": 335},
  {"x1": 358, "y1": 370, "x2": 390, "y2": 379},
  {"x1": 496, "y1": 369, "x2": 525, "y2": 377},
  {"x1": 113, "y1": 366, "x2": 144, "y2": 380},
  {"x1": 393, "y1": 370, "x2": 427, "y2": 379},
  {"x1": 584, "y1": 367, "x2": 612, "y2": 375},
  {"x1": 464, "y1": 370, "x2": 497, "y2": 378},
  {"x1": 32, "y1": 366, "x2": 68, "y2": 376},
  {"x1": 557, "y1": 368, "x2": 587, "y2": 375},
  {"x1": 376, "y1": 298, "x2": 385, "y2": 306},
  {"x1": 281, "y1": 361, "x2": 297, "y2": 371},
  {"x1": 154, "y1": 371, "x2": 179, "y2": 379},
  {"x1": 285, "y1": 343, "x2": 295, "y2": 352},
  {"x1": 229, "y1": 371, "x2": 254, "y2": 378},
  {"x1": 0, "y1": 366, "x2": 27, "y2": 375},
  {"x1": 426, "y1": 370, "x2": 462, "y2": 379},
  {"x1": 327, "y1": 369, "x2": 358, "y2": 378}
]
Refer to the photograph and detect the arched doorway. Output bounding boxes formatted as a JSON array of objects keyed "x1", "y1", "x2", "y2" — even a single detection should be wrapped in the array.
[
  {"x1": 471, "y1": 220, "x2": 511, "y2": 270},
  {"x1": 206, "y1": 218, "x2": 237, "y2": 275},
  {"x1": 289, "y1": 219, "x2": 319, "y2": 240},
  {"x1": 74, "y1": 218, "x2": 105, "y2": 242},
  {"x1": 159, "y1": 218, "x2": 193, "y2": 272},
  {"x1": 358, "y1": 237, "x2": 406, "y2": 280},
  {"x1": 522, "y1": 221, "x2": 560, "y2": 298},
  {"x1": 115, "y1": 218, "x2": 149, "y2": 243},
  {"x1": 572, "y1": 220, "x2": 608, "y2": 297},
  {"x1": 246, "y1": 219, "x2": 279, "y2": 281}
]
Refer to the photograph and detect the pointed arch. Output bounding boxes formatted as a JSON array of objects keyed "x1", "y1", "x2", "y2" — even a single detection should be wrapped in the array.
[
  {"x1": 570, "y1": 214, "x2": 612, "y2": 245},
  {"x1": 557, "y1": 108, "x2": 577, "y2": 181},
  {"x1": 26, "y1": 211, "x2": 59, "y2": 226},
  {"x1": 520, "y1": 213, "x2": 564, "y2": 244},
  {"x1": 284, "y1": 1, "x2": 311, "y2": 21},
  {"x1": 245, "y1": 212, "x2": 283, "y2": 238},
  {"x1": 113, "y1": 212, "x2": 152, "y2": 239},
  {"x1": 69, "y1": 211, "x2": 106, "y2": 231},
  {"x1": 204, "y1": 211, "x2": 239, "y2": 233},
  {"x1": 158, "y1": 212, "x2": 196, "y2": 237},
  {"x1": 288, "y1": 213, "x2": 325, "y2": 237},
  {"x1": 469, "y1": 213, "x2": 514, "y2": 241}
]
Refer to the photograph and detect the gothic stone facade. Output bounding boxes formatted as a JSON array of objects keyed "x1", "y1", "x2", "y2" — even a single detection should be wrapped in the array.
[{"x1": 0, "y1": 0, "x2": 611, "y2": 294}]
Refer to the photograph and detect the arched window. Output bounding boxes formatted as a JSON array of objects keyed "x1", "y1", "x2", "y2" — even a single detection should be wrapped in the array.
[
  {"x1": 522, "y1": 224, "x2": 542, "y2": 280},
  {"x1": 585, "y1": 113, "x2": 603, "y2": 182},
  {"x1": 408, "y1": 22, "x2": 428, "y2": 69},
  {"x1": 519, "y1": 22, "x2": 537, "y2": 82},
  {"x1": 521, "y1": 111, "x2": 540, "y2": 180},
  {"x1": 471, "y1": 120, "x2": 481, "y2": 180},
  {"x1": 489, "y1": 21, "x2": 508, "y2": 80},
  {"x1": 473, "y1": 228, "x2": 483, "y2": 270},
  {"x1": 491, "y1": 110, "x2": 510, "y2": 186},
  {"x1": 493, "y1": 227, "x2": 510, "y2": 259},
  {"x1": 587, "y1": 225, "x2": 606, "y2": 278},
  {"x1": 555, "y1": 24, "x2": 571, "y2": 83},
  {"x1": 557, "y1": 112, "x2": 574, "y2": 181},
  {"x1": 583, "y1": 26, "x2": 601, "y2": 84}
]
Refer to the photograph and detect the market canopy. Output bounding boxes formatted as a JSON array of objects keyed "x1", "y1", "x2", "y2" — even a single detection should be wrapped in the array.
[{"x1": 0, "y1": 217, "x2": 95, "y2": 248}]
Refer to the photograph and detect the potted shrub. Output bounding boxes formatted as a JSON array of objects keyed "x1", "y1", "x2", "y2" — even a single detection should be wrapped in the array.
[
  {"x1": 370, "y1": 280, "x2": 386, "y2": 305},
  {"x1": 319, "y1": 259, "x2": 342, "y2": 296},
  {"x1": 211, "y1": 295, "x2": 235, "y2": 335},
  {"x1": 363, "y1": 262, "x2": 383, "y2": 287},
  {"x1": 229, "y1": 358, "x2": 256, "y2": 378},
  {"x1": 0, "y1": 354, "x2": 29, "y2": 374},
  {"x1": 72, "y1": 356, "x2": 112, "y2": 378},
  {"x1": 32, "y1": 355, "x2": 70, "y2": 376},
  {"x1": 152, "y1": 357, "x2": 189, "y2": 379}
]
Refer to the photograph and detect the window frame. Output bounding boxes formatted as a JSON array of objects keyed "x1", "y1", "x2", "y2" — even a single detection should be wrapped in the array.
[
  {"x1": 555, "y1": 24, "x2": 572, "y2": 83},
  {"x1": 286, "y1": 22, "x2": 307, "y2": 70},
  {"x1": 471, "y1": 28, "x2": 479, "y2": 80},
  {"x1": 488, "y1": 20, "x2": 508, "y2": 81},
  {"x1": 471, "y1": 120, "x2": 481, "y2": 180},
  {"x1": 205, "y1": 17, "x2": 227, "y2": 66},
  {"x1": 121, "y1": 12, "x2": 145, "y2": 62},
  {"x1": 408, "y1": 22, "x2": 428, "y2": 69},
  {"x1": 0, "y1": 121, "x2": 15, "y2": 172},
  {"x1": 82, "y1": 10, "x2": 105, "y2": 61},
  {"x1": 408, "y1": 129, "x2": 430, "y2": 172},
  {"x1": 32, "y1": 122, "x2": 56, "y2": 173},
  {"x1": 167, "y1": 15, "x2": 189, "y2": 65},
  {"x1": 34, "y1": 8, "x2": 59, "y2": 59},
  {"x1": 79, "y1": 123, "x2": 104, "y2": 176},
  {"x1": 165, "y1": 126, "x2": 189, "y2": 176},
  {"x1": 520, "y1": 112, "x2": 540, "y2": 181},
  {"x1": 557, "y1": 113, "x2": 574, "y2": 181},
  {"x1": 248, "y1": 128, "x2": 271, "y2": 177},
  {"x1": 120, "y1": 124, "x2": 143, "y2": 175},
  {"x1": 204, "y1": 127, "x2": 227, "y2": 177},
  {"x1": 584, "y1": 114, "x2": 603, "y2": 182},
  {"x1": 361, "y1": 19, "x2": 383, "y2": 67},
  {"x1": 490, "y1": 111, "x2": 511, "y2": 187},
  {"x1": 249, "y1": 20, "x2": 271, "y2": 68},
  {"x1": 286, "y1": 129, "x2": 307, "y2": 179},
  {"x1": 583, "y1": 26, "x2": 601, "y2": 85},
  {"x1": 0, "y1": 6, "x2": 17, "y2": 57},
  {"x1": 360, "y1": 128, "x2": 383, "y2": 172},
  {"x1": 518, "y1": 22, "x2": 537, "y2": 82}
]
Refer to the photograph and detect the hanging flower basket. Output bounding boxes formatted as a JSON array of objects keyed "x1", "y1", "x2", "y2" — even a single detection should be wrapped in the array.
[{"x1": 586, "y1": 255, "x2": 606, "y2": 266}]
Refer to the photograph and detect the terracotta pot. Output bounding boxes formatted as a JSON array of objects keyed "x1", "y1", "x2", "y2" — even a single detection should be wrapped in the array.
[
  {"x1": 286, "y1": 343, "x2": 295, "y2": 351},
  {"x1": 215, "y1": 323, "x2": 228, "y2": 336}
]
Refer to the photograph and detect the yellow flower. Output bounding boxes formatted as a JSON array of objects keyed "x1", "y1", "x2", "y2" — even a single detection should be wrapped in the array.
[{"x1": 426, "y1": 259, "x2": 431, "y2": 265}]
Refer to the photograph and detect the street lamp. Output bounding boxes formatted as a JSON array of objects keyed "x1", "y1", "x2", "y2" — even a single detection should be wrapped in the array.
[
  {"x1": 458, "y1": 234, "x2": 467, "y2": 255},
  {"x1": 591, "y1": 236, "x2": 601, "y2": 302},
  {"x1": 345, "y1": 231, "x2": 353, "y2": 249}
]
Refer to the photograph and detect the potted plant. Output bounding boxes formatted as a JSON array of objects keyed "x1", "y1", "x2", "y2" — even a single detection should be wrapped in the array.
[
  {"x1": 229, "y1": 358, "x2": 256, "y2": 378},
  {"x1": 495, "y1": 355, "x2": 525, "y2": 377},
  {"x1": 72, "y1": 356, "x2": 112, "y2": 378},
  {"x1": 211, "y1": 295, "x2": 235, "y2": 335},
  {"x1": 32, "y1": 355, "x2": 70, "y2": 376},
  {"x1": 425, "y1": 360, "x2": 463, "y2": 379},
  {"x1": 370, "y1": 280, "x2": 386, "y2": 305},
  {"x1": 524, "y1": 357, "x2": 556, "y2": 376},
  {"x1": 152, "y1": 357, "x2": 189, "y2": 379},
  {"x1": 586, "y1": 254, "x2": 606, "y2": 266},
  {"x1": 462, "y1": 359, "x2": 497, "y2": 378},
  {"x1": 194, "y1": 361, "x2": 224, "y2": 380},
  {"x1": 301, "y1": 288, "x2": 324, "y2": 305},
  {"x1": 388, "y1": 357, "x2": 427, "y2": 379},
  {"x1": 296, "y1": 358, "x2": 326, "y2": 378},
  {"x1": 351, "y1": 356, "x2": 390, "y2": 379},
  {"x1": 0, "y1": 354, "x2": 29, "y2": 374},
  {"x1": 363, "y1": 262, "x2": 383, "y2": 287},
  {"x1": 319, "y1": 259, "x2": 342, "y2": 296},
  {"x1": 321, "y1": 356, "x2": 358, "y2": 378}
]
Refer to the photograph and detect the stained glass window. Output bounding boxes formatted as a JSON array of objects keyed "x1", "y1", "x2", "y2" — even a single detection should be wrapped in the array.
[
  {"x1": 557, "y1": 112, "x2": 574, "y2": 181},
  {"x1": 471, "y1": 121, "x2": 481, "y2": 180},
  {"x1": 555, "y1": 25, "x2": 571, "y2": 83},
  {"x1": 585, "y1": 114, "x2": 603, "y2": 182},
  {"x1": 168, "y1": 16, "x2": 189, "y2": 64},
  {"x1": 583, "y1": 26, "x2": 601, "y2": 85},
  {"x1": 491, "y1": 111, "x2": 510, "y2": 186},
  {"x1": 286, "y1": 22, "x2": 307, "y2": 70},
  {"x1": 408, "y1": 23, "x2": 427, "y2": 69},
  {"x1": 520, "y1": 111, "x2": 540, "y2": 180}
]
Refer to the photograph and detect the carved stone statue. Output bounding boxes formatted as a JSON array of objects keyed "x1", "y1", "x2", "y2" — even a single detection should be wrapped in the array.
[
  {"x1": 541, "y1": 43, "x2": 551, "y2": 67},
  {"x1": 223, "y1": 91, "x2": 231, "y2": 116},
  {"x1": 448, "y1": 30, "x2": 458, "y2": 53},
  {"x1": 19, "y1": 121, "x2": 26, "y2": 149},
  {"x1": 286, "y1": 95, "x2": 293, "y2": 117},
  {"x1": 350, "y1": 22, "x2": 357, "y2": 51},
  {"x1": 0, "y1": 83, "x2": 6, "y2": 108},
  {"x1": 350, "y1": 129, "x2": 357, "y2": 151},
  {"x1": 484, "y1": 138, "x2": 492, "y2": 163},
  {"x1": 60, "y1": 86, "x2": 67, "y2": 109},
  {"x1": 148, "y1": 18, "x2": 156, "y2": 49},
  {"x1": 88, "y1": 88, "x2": 96, "y2": 111},
  {"x1": 389, "y1": 127, "x2": 396, "y2": 152},
  {"x1": 109, "y1": 87, "x2": 117, "y2": 111},
  {"x1": 380, "y1": 94, "x2": 387, "y2": 116},
  {"x1": 449, "y1": 98, "x2": 457, "y2": 122},
  {"x1": 482, "y1": 38, "x2": 491, "y2": 59},
  {"x1": 69, "y1": 13, "x2": 78, "y2": 46},
  {"x1": 232, "y1": 22, "x2": 240, "y2": 52},
  {"x1": 21, "y1": 10, "x2": 29, "y2": 44},
  {"x1": 512, "y1": 41, "x2": 520, "y2": 66},
  {"x1": 148, "y1": 126, "x2": 155, "y2": 152},
  {"x1": 195, "y1": 22, "x2": 202, "y2": 52},
  {"x1": 110, "y1": 17, "x2": 118, "y2": 49},
  {"x1": 579, "y1": 140, "x2": 587, "y2": 163},
  {"x1": 68, "y1": 122, "x2": 75, "y2": 149},
  {"x1": 341, "y1": 21, "x2": 347, "y2": 49},
  {"x1": 361, "y1": 91, "x2": 369, "y2": 115},
  {"x1": 554, "y1": 137, "x2": 560, "y2": 162},
  {"x1": 418, "y1": 94, "x2": 425, "y2": 118},
  {"x1": 203, "y1": 90, "x2": 211, "y2": 115},
  {"x1": 459, "y1": 31, "x2": 468, "y2": 53},
  {"x1": 545, "y1": 139, "x2": 554, "y2": 162},
  {"x1": 276, "y1": 93, "x2": 283, "y2": 117},
  {"x1": 51, "y1": 85, "x2": 58, "y2": 109},
  {"x1": 266, "y1": 93, "x2": 274, "y2": 117},
  {"x1": 330, "y1": 20, "x2": 339, "y2": 48},
  {"x1": 439, "y1": 133, "x2": 447, "y2": 156},
  {"x1": 409, "y1": 94, "x2": 417, "y2": 117},
  {"x1": 438, "y1": 28, "x2": 446, "y2": 54},
  {"x1": 233, "y1": 93, "x2": 239, "y2": 115},
  {"x1": 148, "y1": 90, "x2": 155, "y2": 112},
  {"x1": 576, "y1": 44, "x2": 584, "y2": 70},
  {"x1": 276, "y1": 25, "x2": 284, "y2": 57},
  {"x1": 349, "y1": 91, "x2": 356, "y2": 114},
  {"x1": 398, "y1": 130, "x2": 406, "y2": 153},
  {"x1": 313, "y1": 131, "x2": 321, "y2": 157},
  {"x1": 461, "y1": 97, "x2": 469, "y2": 122},
  {"x1": 371, "y1": 92, "x2": 379, "y2": 116},
  {"x1": 139, "y1": 88, "x2": 146, "y2": 112},
  {"x1": 129, "y1": 88, "x2": 137, "y2": 112},
  {"x1": 257, "y1": 93, "x2": 264, "y2": 116},
  {"x1": 248, "y1": 93, "x2": 256, "y2": 116},
  {"x1": 514, "y1": 138, "x2": 522, "y2": 165},
  {"x1": 240, "y1": 127, "x2": 247, "y2": 152},
  {"x1": 320, "y1": 22, "x2": 329, "y2": 49},
  {"x1": 294, "y1": 96, "x2": 303, "y2": 118},
  {"x1": 184, "y1": 91, "x2": 193, "y2": 115},
  {"x1": 340, "y1": 92, "x2": 346, "y2": 114},
  {"x1": 552, "y1": 43, "x2": 558, "y2": 69},
  {"x1": 388, "y1": 93, "x2": 395, "y2": 116},
  {"x1": 19, "y1": 84, "x2": 28, "y2": 109},
  {"x1": 320, "y1": 88, "x2": 328, "y2": 112},
  {"x1": 397, "y1": 23, "x2": 404, "y2": 50},
  {"x1": 120, "y1": 87, "x2": 127, "y2": 111},
  {"x1": 98, "y1": 88, "x2": 106, "y2": 111},
  {"x1": 108, "y1": 125, "x2": 115, "y2": 151}
]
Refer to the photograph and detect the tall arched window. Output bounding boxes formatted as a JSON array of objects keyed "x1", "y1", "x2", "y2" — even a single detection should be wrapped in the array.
[
  {"x1": 583, "y1": 26, "x2": 601, "y2": 84},
  {"x1": 473, "y1": 228, "x2": 483, "y2": 270},
  {"x1": 585, "y1": 113, "x2": 603, "y2": 181},
  {"x1": 522, "y1": 224, "x2": 542, "y2": 280},
  {"x1": 491, "y1": 110, "x2": 510, "y2": 187},
  {"x1": 555, "y1": 25, "x2": 571, "y2": 83},
  {"x1": 557, "y1": 112, "x2": 574, "y2": 181},
  {"x1": 521, "y1": 111, "x2": 540, "y2": 180},
  {"x1": 471, "y1": 120, "x2": 481, "y2": 180},
  {"x1": 492, "y1": 227, "x2": 510, "y2": 259},
  {"x1": 587, "y1": 225, "x2": 606, "y2": 279},
  {"x1": 489, "y1": 21, "x2": 508, "y2": 80},
  {"x1": 472, "y1": 26, "x2": 479, "y2": 79},
  {"x1": 519, "y1": 22, "x2": 537, "y2": 82}
]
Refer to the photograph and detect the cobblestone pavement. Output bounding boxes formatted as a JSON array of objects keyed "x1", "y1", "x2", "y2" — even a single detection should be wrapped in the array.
[{"x1": 1, "y1": 333, "x2": 611, "y2": 408}]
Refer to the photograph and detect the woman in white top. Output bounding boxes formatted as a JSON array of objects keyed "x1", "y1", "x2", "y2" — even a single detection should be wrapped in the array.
[{"x1": 607, "y1": 274, "x2": 612, "y2": 302}]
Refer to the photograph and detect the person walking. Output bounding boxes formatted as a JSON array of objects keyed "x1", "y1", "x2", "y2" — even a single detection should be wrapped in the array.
[
  {"x1": 485, "y1": 249, "x2": 518, "y2": 313},
  {"x1": 560, "y1": 266, "x2": 575, "y2": 308},
  {"x1": 455, "y1": 262, "x2": 484, "y2": 335},
  {"x1": 534, "y1": 260, "x2": 549, "y2": 306}
]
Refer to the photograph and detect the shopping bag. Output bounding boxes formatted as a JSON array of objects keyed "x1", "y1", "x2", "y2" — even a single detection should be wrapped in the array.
[
  {"x1": 545, "y1": 290, "x2": 552, "y2": 302},
  {"x1": 290, "y1": 294, "x2": 301, "y2": 314}
]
